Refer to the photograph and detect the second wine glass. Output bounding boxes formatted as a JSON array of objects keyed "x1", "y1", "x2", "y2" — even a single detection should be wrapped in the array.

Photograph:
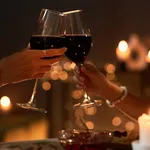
[{"x1": 62, "y1": 10, "x2": 102, "y2": 109}]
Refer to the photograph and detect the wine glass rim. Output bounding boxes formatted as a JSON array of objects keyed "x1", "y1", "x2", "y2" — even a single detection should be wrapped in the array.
[
  {"x1": 41, "y1": 8, "x2": 61, "y2": 15},
  {"x1": 62, "y1": 9, "x2": 82, "y2": 15}
]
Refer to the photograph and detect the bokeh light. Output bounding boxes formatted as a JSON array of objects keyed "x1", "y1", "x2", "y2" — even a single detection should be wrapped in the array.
[
  {"x1": 104, "y1": 64, "x2": 116, "y2": 73},
  {"x1": 72, "y1": 90, "x2": 84, "y2": 99},
  {"x1": 50, "y1": 71, "x2": 59, "y2": 80},
  {"x1": 146, "y1": 50, "x2": 150, "y2": 63},
  {"x1": 63, "y1": 62, "x2": 72, "y2": 71},
  {"x1": 125, "y1": 121, "x2": 135, "y2": 131},
  {"x1": 0, "y1": 96, "x2": 11, "y2": 111},
  {"x1": 84, "y1": 107, "x2": 97, "y2": 115},
  {"x1": 58, "y1": 71, "x2": 68, "y2": 80},
  {"x1": 42, "y1": 81, "x2": 51, "y2": 91},
  {"x1": 118, "y1": 40, "x2": 128, "y2": 52},
  {"x1": 85, "y1": 121, "x2": 94, "y2": 129},
  {"x1": 112, "y1": 117, "x2": 122, "y2": 126},
  {"x1": 116, "y1": 40, "x2": 130, "y2": 61},
  {"x1": 70, "y1": 62, "x2": 76, "y2": 69}
]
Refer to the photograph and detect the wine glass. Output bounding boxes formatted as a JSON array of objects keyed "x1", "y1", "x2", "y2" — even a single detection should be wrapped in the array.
[
  {"x1": 62, "y1": 10, "x2": 102, "y2": 109},
  {"x1": 16, "y1": 9, "x2": 63, "y2": 113}
]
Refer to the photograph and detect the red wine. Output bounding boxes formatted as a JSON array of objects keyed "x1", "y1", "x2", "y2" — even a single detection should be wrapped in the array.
[
  {"x1": 63, "y1": 35, "x2": 92, "y2": 64},
  {"x1": 30, "y1": 35, "x2": 92, "y2": 64},
  {"x1": 30, "y1": 35, "x2": 63, "y2": 49}
]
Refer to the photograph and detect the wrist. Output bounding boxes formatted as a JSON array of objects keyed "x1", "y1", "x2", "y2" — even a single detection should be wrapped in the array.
[{"x1": 101, "y1": 80, "x2": 123, "y2": 102}]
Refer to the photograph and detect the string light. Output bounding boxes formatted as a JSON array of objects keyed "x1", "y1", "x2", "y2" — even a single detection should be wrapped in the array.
[
  {"x1": 42, "y1": 81, "x2": 51, "y2": 91},
  {"x1": 112, "y1": 117, "x2": 122, "y2": 126}
]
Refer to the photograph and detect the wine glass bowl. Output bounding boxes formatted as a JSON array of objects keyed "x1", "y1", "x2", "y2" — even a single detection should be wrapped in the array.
[
  {"x1": 16, "y1": 9, "x2": 63, "y2": 113},
  {"x1": 61, "y1": 10, "x2": 103, "y2": 109}
]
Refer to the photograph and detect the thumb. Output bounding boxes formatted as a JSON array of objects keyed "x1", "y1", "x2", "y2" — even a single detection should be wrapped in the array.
[{"x1": 81, "y1": 62, "x2": 97, "y2": 77}]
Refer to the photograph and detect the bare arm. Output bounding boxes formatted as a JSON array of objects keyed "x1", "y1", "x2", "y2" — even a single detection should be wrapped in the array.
[
  {"x1": 105, "y1": 82, "x2": 150, "y2": 120},
  {"x1": 75, "y1": 62, "x2": 150, "y2": 120}
]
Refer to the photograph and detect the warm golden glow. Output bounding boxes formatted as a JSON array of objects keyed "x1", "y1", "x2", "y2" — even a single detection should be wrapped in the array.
[
  {"x1": 85, "y1": 121, "x2": 94, "y2": 129},
  {"x1": 42, "y1": 81, "x2": 51, "y2": 91},
  {"x1": 74, "y1": 109, "x2": 84, "y2": 118},
  {"x1": 50, "y1": 71, "x2": 59, "y2": 80},
  {"x1": 63, "y1": 62, "x2": 72, "y2": 71},
  {"x1": 70, "y1": 62, "x2": 76, "y2": 69},
  {"x1": 59, "y1": 71, "x2": 68, "y2": 80},
  {"x1": 0, "y1": 96, "x2": 11, "y2": 111},
  {"x1": 146, "y1": 50, "x2": 150, "y2": 63},
  {"x1": 104, "y1": 64, "x2": 116, "y2": 73},
  {"x1": 85, "y1": 107, "x2": 97, "y2": 115},
  {"x1": 72, "y1": 90, "x2": 84, "y2": 99},
  {"x1": 106, "y1": 73, "x2": 116, "y2": 81},
  {"x1": 116, "y1": 40, "x2": 130, "y2": 61},
  {"x1": 125, "y1": 121, "x2": 135, "y2": 131},
  {"x1": 118, "y1": 40, "x2": 128, "y2": 52},
  {"x1": 112, "y1": 117, "x2": 122, "y2": 126},
  {"x1": 4, "y1": 118, "x2": 48, "y2": 142},
  {"x1": 52, "y1": 64, "x2": 62, "y2": 72}
]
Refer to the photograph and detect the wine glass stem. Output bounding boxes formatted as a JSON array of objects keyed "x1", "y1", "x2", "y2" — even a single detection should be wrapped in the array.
[
  {"x1": 77, "y1": 63, "x2": 89, "y2": 97},
  {"x1": 28, "y1": 79, "x2": 39, "y2": 105}
]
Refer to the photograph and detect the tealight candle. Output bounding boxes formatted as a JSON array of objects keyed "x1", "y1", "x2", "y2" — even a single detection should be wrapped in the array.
[{"x1": 138, "y1": 113, "x2": 150, "y2": 145}]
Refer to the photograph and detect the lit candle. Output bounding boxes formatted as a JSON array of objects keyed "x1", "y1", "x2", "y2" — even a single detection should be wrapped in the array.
[
  {"x1": 116, "y1": 40, "x2": 130, "y2": 61},
  {"x1": 146, "y1": 50, "x2": 150, "y2": 63},
  {"x1": 138, "y1": 113, "x2": 150, "y2": 145}
]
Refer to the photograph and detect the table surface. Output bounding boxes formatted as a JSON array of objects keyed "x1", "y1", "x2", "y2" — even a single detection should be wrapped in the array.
[{"x1": 0, "y1": 138, "x2": 133, "y2": 150}]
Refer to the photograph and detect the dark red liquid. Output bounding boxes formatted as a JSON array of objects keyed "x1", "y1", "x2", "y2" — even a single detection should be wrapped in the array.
[
  {"x1": 63, "y1": 35, "x2": 92, "y2": 64},
  {"x1": 30, "y1": 35, "x2": 63, "y2": 49},
  {"x1": 30, "y1": 35, "x2": 92, "y2": 64}
]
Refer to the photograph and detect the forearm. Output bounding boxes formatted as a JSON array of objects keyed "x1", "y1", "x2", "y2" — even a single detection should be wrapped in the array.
[
  {"x1": 104, "y1": 81, "x2": 150, "y2": 120},
  {"x1": 116, "y1": 93, "x2": 149, "y2": 120}
]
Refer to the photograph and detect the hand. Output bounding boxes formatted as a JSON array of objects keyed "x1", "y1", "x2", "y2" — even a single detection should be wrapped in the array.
[
  {"x1": 0, "y1": 47, "x2": 66, "y2": 86},
  {"x1": 75, "y1": 62, "x2": 123, "y2": 101}
]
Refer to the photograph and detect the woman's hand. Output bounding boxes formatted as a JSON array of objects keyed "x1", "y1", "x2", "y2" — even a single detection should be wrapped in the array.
[
  {"x1": 0, "y1": 47, "x2": 66, "y2": 86},
  {"x1": 75, "y1": 62, "x2": 123, "y2": 101}
]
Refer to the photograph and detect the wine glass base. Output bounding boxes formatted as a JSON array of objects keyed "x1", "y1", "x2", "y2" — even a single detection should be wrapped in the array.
[
  {"x1": 73, "y1": 100, "x2": 103, "y2": 109},
  {"x1": 16, "y1": 103, "x2": 47, "y2": 113}
]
